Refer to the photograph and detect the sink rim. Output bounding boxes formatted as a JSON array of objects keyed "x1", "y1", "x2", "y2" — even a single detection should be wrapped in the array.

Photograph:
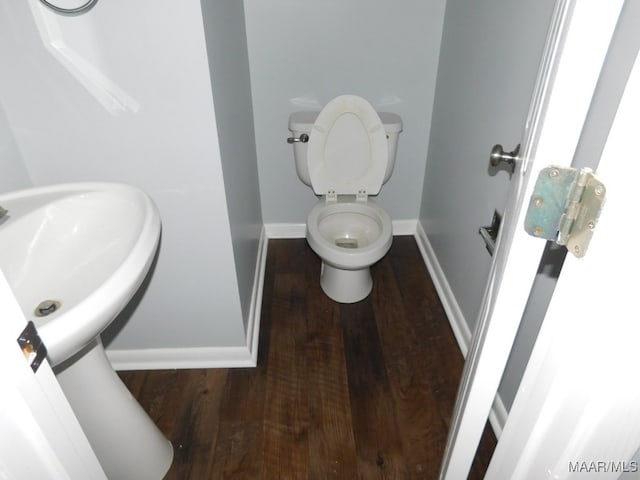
[{"x1": 0, "y1": 182, "x2": 161, "y2": 366}]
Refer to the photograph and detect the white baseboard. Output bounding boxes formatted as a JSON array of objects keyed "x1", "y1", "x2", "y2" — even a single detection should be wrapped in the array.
[
  {"x1": 244, "y1": 227, "x2": 269, "y2": 365},
  {"x1": 414, "y1": 222, "x2": 472, "y2": 355},
  {"x1": 264, "y1": 219, "x2": 418, "y2": 239},
  {"x1": 414, "y1": 221, "x2": 506, "y2": 437},
  {"x1": 107, "y1": 227, "x2": 269, "y2": 371},
  {"x1": 107, "y1": 345, "x2": 256, "y2": 370},
  {"x1": 264, "y1": 222, "x2": 306, "y2": 238},
  {"x1": 489, "y1": 393, "x2": 508, "y2": 439},
  {"x1": 392, "y1": 219, "x2": 418, "y2": 235}
]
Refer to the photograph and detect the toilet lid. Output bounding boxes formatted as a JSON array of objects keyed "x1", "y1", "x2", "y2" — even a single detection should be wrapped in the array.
[{"x1": 307, "y1": 95, "x2": 388, "y2": 195}]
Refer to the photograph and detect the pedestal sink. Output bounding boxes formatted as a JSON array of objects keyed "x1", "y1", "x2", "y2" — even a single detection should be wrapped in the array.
[{"x1": 0, "y1": 182, "x2": 173, "y2": 480}]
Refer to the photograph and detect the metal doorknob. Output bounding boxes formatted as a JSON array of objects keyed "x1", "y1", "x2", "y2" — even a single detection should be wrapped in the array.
[{"x1": 489, "y1": 143, "x2": 520, "y2": 173}]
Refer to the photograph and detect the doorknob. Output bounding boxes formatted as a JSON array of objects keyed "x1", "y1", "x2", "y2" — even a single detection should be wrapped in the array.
[{"x1": 489, "y1": 144, "x2": 520, "y2": 173}]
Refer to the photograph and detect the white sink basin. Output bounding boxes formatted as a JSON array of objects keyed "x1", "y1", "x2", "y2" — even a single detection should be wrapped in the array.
[
  {"x1": 0, "y1": 182, "x2": 160, "y2": 366},
  {"x1": 0, "y1": 182, "x2": 172, "y2": 479}
]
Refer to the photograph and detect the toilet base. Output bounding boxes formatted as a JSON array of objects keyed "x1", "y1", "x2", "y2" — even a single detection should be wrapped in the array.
[
  {"x1": 55, "y1": 338, "x2": 173, "y2": 480},
  {"x1": 320, "y1": 261, "x2": 373, "y2": 303}
]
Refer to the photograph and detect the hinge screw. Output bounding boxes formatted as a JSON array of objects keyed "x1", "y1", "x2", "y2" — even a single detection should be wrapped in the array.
[{"x1": 550, "y1": 168, "x2": 560, "y2": 178}]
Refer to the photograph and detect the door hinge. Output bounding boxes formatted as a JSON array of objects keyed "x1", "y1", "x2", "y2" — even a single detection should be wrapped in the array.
[
  {"x1": 17, "y1": 321, "x2": 47, "y2": 373},
  {"x1": 524, "y1": 166, "x2": 605, "y2": 258}
]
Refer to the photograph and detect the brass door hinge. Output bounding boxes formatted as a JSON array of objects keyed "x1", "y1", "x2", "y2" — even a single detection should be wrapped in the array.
[{"x1": 524, "y1": 166, "x2": 606, "y2": 258}]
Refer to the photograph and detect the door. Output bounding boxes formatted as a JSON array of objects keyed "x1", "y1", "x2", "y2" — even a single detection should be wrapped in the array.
[
  {"x1": 0, "y1": 270, "x2": 107, "y2": 479},
  {"x1": 439, "y1": 0, "x2": 627, "y2": 477},
  {"x1": 486, "y1": 25, "x2": 640, "y2": 477}
]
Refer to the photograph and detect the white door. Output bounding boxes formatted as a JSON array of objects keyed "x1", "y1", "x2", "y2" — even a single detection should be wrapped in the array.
[
  {"x1": 486, "y1": 20, "x2": 640, "y2": 478},
  {"x1": 440, "y1": 0, "x2": 627, "y2": 477},
  {"x1": 0, "y1": 270, "x2": 107, "y2": 479}
]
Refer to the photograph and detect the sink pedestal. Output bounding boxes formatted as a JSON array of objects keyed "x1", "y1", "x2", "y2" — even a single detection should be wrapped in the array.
[{"x1": 55, "y1": 338, "x2": 173, "y2": 480}]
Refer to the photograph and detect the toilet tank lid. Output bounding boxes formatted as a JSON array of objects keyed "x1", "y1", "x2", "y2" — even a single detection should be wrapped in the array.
[{"x1": 288, "y1": 111, "x2": 403, "y2": 133}]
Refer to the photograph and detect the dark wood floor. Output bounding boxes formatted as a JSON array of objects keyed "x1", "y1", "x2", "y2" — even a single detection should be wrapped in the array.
[{"x1": 119, "y1": 236, "x2": 496, "y2": 479}]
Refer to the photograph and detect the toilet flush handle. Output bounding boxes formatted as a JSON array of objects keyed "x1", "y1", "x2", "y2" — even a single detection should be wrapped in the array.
[{"x1": 287, "y1": 133, "x2": 309, "y2": 144}]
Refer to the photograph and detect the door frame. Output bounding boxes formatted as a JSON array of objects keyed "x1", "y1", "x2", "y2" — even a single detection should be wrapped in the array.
[
  {"x1": 439, "y1": 1, "x2": 626, "y2": 478},
  {"x1": 0, "y1": 270, "x2": 107, "y2": 479},
  {"x1": 486, "y1": 31, "x2": 640, "y2": 477}
]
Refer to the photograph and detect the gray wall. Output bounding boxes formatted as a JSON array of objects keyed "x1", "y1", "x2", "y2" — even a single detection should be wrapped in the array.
[
  {"x1": 0, "y1": 103, "x2": 30, "y2": 192},
  {"x1": 0, "y1": 0, "x2": 251, "y2": 352},
  {"x1": 244, "y1": 0, "x2": 447, "y2": 224},
  {"x1": 420, "y1": 0, "x2": 556, "y2": 330},
  {"x1": 419, "y1": 0, "x2": 556, "y2": 410},
  {"x1": 200, "y1": 0, "x2": 263, "y2": 333}
]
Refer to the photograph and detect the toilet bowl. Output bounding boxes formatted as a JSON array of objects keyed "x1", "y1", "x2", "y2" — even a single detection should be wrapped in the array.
[
  {"x1": 306, "y1": 197, "x2": 392, "y2": 303},
  {"x1": 289, "y1": 95, "x2": 402, "y2": 303}
]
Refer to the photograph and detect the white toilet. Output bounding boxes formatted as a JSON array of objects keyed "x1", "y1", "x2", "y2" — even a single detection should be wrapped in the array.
[{"x1": 288, "y1": 95, "x2": 402, "y2": 303}]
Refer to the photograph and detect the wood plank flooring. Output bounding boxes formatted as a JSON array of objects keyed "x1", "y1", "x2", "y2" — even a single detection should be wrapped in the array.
[{"x1": 118, "y1": 236, "x2": 496, "y2": 479}]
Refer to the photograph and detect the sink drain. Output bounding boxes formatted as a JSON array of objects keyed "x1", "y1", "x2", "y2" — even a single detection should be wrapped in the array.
[{"x1": 34, "y1": 300, "x2": 61, "y2": 317}]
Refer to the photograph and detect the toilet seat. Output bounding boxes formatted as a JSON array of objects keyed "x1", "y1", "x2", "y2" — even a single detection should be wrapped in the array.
[{"x1": 307, "y1": 95, "x2": 388, "y2": 196}]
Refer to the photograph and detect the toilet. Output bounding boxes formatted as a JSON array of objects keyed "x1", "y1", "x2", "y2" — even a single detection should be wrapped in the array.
[{"x1": 288, "y1": 95, "x2": 402, "y2": 303}]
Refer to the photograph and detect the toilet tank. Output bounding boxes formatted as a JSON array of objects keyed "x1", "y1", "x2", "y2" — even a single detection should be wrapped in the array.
[{"x1": 288, "y1": 111, "x2": 403, "y2": 188}]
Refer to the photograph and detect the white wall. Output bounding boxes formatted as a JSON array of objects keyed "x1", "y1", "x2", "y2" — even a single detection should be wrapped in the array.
[
  {"x1": 0, "y1": 0, "x2": 250, "y2": 356},
  {"x1": 244, "y1": 0, "x2": 446, "y2": 224}
]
